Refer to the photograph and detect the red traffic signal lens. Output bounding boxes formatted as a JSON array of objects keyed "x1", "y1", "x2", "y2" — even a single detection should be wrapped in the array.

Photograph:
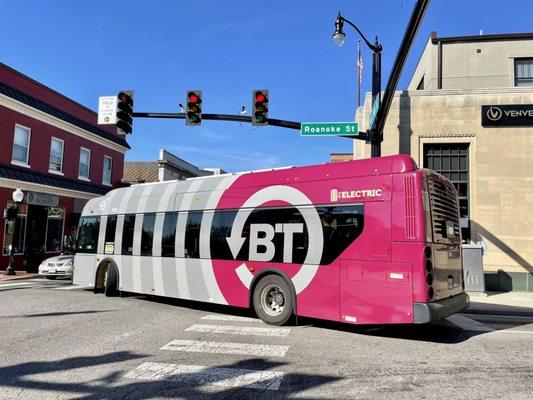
[
  {"x1": 188, "y1": 93, "x2": 199, "y2": 103},
  {"x1": 255, "y1": 92, "x2": 266, "y2": 102}
]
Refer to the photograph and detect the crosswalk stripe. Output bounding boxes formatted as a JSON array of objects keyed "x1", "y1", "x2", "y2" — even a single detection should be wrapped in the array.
[
  {"x1": 200, "y1": 315, "x2": 263, "y2": 323},
  {"x1": 448, "y1": 314, "x2": 495, "y2": 332},
  {"x1": 161, "y1": 339, "x2": 289, "y2": 357},
  {"x1": 0, "y1": 282, "x2": 34, "y2": 288},
  {"x1": 54, "y1": 285, "x2": 91, "y2": 290},
  {"x1": 124, "y1": 361, "x2": 283, "y2": 391},
  {"x1": 185, "y1": 324, "x2": 290, "y2": 337}
]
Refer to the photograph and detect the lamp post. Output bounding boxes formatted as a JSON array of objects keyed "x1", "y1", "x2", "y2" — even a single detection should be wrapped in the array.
[
  {"x1": 333, "y1": 12, "x2": 383, "y2": 158},
  {"x1": 3, "y1": 188, "x2": 24, "y2": 276}
]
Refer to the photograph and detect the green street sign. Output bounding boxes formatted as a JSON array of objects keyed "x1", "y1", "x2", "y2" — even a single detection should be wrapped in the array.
[
  {"x1": 301, "y1": 122, "x2": 359, "y2": 137},
  {"x1": 369, "y1": 96, "x2": 380, "y2": 128}
]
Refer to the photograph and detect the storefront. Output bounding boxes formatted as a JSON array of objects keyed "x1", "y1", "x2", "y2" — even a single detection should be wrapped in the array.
[
  {"x1": 353, "y1": 32, "x2": 533, "y2": 291},
  {"x1": 0, "y1": 62, "x2": 129, "y2": 271}
]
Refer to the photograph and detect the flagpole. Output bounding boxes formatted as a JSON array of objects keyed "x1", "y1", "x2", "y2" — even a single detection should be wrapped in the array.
[{"x1": 357, "y1": 39, "x2": 361, "y2": 108}]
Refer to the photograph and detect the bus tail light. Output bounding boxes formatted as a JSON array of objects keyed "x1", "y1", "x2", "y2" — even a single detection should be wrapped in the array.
[{"x1": 424, "y1": 245, "x2": 435, "y2": 301}]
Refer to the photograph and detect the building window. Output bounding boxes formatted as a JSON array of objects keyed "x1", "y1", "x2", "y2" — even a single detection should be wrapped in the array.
[
  {"x1": 79, "y1": 148, "x2": 91, "y2": 180},
  {"x1": 2, "y1": 203, "x2": 28, "y2": 255},
  {"x1": 103, "y1": 156, "x2": 112, "y2": 185},
  {"x1": 45, "y1": 207, "x2": 64, "y2": 252},
  {"x1": 424, "y1": 143, "x2": 470, "y2": 242},
  {"x1": 515, "y1": 58, "x2": 533, "y2": 86},
  {"x1": 12, "y1": 125, "x2": 31, "y2": 166},
  {"x1": 49, "y1": 137, "x2": 64, "y2": 173}
]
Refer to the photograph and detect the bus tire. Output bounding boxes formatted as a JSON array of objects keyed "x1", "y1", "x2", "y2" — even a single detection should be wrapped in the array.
[
  {"x1": 104, "y1": 265, "x2": 119, "y2": 297},
  {"x1": 253, "y1": 274, "x2": 294, "y2": 326}
]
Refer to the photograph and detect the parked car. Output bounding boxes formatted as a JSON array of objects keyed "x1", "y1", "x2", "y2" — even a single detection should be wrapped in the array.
[{"x1": 38, "y1": 253, "x2": 74, "y2": 279}]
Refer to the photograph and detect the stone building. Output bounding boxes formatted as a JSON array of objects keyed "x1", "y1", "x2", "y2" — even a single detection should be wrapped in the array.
[
  {"x1": 123, "y1": 149, "x2": 223, "y2": 185},
  {"x1": 354, "y1": 32, "x2": 533, "y2": 291}
]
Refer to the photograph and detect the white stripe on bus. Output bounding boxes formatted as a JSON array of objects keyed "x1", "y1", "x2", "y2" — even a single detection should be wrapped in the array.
[
  {"x1": 160, "y1": 339, "x2": 289, "y2": 357},
  {"x1": 185, "y1": 324, "x2": 291, "y2": 337},
  {"x1": 124, "y1": 361, "x2": 284, "y2": 391}
]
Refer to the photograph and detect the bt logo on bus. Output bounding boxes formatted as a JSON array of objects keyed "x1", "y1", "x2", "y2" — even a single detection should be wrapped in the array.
[
  {"x1": 228, "y1": 222, "x2": 304, "y2": 263},
  {"x1": 226, "y1": 185, "x2": 324, "y2": 294}
]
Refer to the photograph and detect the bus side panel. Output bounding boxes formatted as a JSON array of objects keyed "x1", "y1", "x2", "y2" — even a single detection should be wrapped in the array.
[{"x1": 73, "y1": 254, "x2": 96, "y2": 287}]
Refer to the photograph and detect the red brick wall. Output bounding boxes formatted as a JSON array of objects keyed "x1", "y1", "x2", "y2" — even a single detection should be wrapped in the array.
[
  {"x1": 0, "y1": 62, "x2": 116, "y2": 135},
  {"x1": 0, "y1": 105, "x2": 124, "y2": 187}
]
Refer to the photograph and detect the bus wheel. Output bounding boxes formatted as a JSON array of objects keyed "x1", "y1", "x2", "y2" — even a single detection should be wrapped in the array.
[
  {"x1": 104, "y1": 266, "x2": 119, "y2": 297},
  {"x1": 253, "y1": 275, "x2": 293, "y2": 326}
]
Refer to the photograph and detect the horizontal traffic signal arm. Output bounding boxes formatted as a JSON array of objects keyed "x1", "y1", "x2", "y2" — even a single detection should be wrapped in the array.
[{"x1": 131, "y1": 111, "x2": 369, "y2": 140}]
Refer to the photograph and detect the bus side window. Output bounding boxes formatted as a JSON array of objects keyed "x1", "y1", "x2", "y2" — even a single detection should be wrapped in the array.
[
  {"x1": 210, "y1": 210, "x2": 237, "y2": 260},
  {"x1": 162, "y1": 212, "x2": 178, "y2": 257},
  {"x1": 141, "y1": 214, "x2": 156, "y2": 257},
  {"x1": 104, "y1": 215, "x2": 117, "y2": 254},
  {"x1": 185, "y1": 211, "x2": 202, "y2": 258},
  {"x1": 319, "y1": 205, "x2": 364, "y2": 265},
  {"x1": 121, "y1": 214, "x2": 136, "y2": 255}
]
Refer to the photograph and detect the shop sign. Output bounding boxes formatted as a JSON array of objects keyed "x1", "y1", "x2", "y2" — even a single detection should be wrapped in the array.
[
  {"x1": 482, "y1": 104, "x2": 533, "y2": 127},
  {"x1": 24, "y1": 192, "x2": 59, "y2": 207}
]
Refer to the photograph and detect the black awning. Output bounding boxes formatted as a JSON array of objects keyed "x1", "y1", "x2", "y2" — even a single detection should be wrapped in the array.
[{"x1": 0, "y1": 163, "x2": 110, "y2": 196}]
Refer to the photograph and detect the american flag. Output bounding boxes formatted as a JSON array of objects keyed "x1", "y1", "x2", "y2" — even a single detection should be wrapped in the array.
[{"x1": 357, "y1": 46, "x2": 364, "y2": 84}]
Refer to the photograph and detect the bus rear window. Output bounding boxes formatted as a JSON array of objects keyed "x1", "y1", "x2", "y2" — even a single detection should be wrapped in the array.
[{"x1": 77, "y1": 217, "x2": 100, "y2": 254}]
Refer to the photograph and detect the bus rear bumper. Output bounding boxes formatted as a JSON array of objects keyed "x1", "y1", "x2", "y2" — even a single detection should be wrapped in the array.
[{"x1": 413, "y1": 292, "x2": 470, "y2": 324}]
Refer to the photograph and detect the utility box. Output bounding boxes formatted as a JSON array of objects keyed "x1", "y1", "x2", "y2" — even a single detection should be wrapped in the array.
[{"x1": 462, "y1": 244, "x2": 485, "y2": 293}]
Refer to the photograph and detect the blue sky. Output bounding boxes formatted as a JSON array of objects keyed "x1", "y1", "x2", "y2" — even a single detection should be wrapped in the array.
[{"x1": 2, "y1": 0, "x2": 532, "y2": 171}]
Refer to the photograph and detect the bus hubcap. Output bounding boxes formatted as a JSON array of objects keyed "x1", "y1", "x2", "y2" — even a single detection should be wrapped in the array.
[{"x1": 261, "y1": 285, "x2": 285, "y2": 316}]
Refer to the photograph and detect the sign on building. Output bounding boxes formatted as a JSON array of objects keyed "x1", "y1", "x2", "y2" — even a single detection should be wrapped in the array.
[
  {"x1": 481, "y1": 104, "x2": 533, "y2": 127},
  {"x1": 98, "y1": 96, "x2": 118, "y2": 125},
  {"x1": 24, "y1": 192, "x2": 59, "y2": 207}
]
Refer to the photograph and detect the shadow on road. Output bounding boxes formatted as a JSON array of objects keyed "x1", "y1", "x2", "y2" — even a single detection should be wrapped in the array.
[{"x1": 0, "y1": 352, "x2": 340, "y2": 399}]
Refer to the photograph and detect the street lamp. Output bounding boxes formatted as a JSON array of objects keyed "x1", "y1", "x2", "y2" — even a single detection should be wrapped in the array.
[
  {"x1": 333, "y1": 12, "x2": 383, "y2": 158},
  {"x1": 3, "y1": 188, "x2": 24, "y2": 276}
]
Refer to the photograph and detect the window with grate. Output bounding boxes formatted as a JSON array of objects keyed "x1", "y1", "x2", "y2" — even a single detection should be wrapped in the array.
[
  {"x1": 423, "y1": 143, "x2": 470, "y2": 242},
  {"x1": 515, "y1": 58, "x2": 533, "y2": 87}
]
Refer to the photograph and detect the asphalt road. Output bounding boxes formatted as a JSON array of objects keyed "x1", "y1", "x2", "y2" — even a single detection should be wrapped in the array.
[{"x1": 0, "y1": 278, "x2": 531, "y2": 400}]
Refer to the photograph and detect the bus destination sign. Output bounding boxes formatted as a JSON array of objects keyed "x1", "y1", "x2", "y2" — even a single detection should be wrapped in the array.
[{"x1": 301, "y1": 122, "x2": 359, "y2": 137}]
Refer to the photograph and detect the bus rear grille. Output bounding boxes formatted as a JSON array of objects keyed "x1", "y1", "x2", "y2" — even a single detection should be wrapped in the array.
[
  {"x1": 404, "y1": 176, "x2": 416, "y2": 239},
  {"x1": 427, "y1": 176, "x2": 460, "y2": 243}
]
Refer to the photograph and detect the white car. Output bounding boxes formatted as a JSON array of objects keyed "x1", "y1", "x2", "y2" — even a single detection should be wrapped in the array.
[{"x1": 38, "y1": 254, "x2": 74, "y2": 279}]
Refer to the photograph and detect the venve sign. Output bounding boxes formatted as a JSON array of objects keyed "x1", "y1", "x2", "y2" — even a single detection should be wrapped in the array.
[{"x1": 481, "y1": 104, "x2": 533, "y2": 127}]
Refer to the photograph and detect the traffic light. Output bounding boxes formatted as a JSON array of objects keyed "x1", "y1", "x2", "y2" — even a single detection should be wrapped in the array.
[
  {"x1": 116, "y1": 90, "x2": 134, "y2": 134},
  {"x1": 252, "y1": 90, "x2": 269, "y2": 126},
  {"x1": 186, "y1": 90, "x2": 202, "y2": 126}
]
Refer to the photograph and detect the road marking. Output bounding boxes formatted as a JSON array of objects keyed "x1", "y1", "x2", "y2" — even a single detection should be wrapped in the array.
[
  {"x1": 124, "y1": 361, "x2": 283, "y2": 391},
  {"x1": 185, "y1": 324, "x2": 290, "y2": 337},
  {"x1": 161, "y1": 339, "x2": 289, "y2": 357},
  {"x1": 54, "y1": 285, "x2": 92, "y2": 290},
  {"x1": 464, "y1": 314, "x2": 533, "y2": 320},
  {"x1": 447, "y1": 315, "x2": 495, "y2": 332},
  {"x1": 0, "y1": 282, "x2": 33, "y2": 288},
  {"x1": 200, "y1": 315, "x2": 263, "y2": 323}
]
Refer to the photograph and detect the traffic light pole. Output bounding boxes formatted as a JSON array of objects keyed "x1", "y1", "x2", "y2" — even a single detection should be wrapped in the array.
[{"x1": 131, "y1": 112, "x2": 368, "y2": 140}]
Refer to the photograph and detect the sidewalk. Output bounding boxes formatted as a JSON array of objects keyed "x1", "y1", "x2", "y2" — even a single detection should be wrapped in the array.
[
  {"x1": 0, "y1": 271, "x2": 38, "y2": 282},
  {"x1": 468, "y1": 291, "x2": 533, "y2": 309}
]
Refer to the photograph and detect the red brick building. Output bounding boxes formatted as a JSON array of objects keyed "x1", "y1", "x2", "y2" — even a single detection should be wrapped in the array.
[{"x1": 0, "y1": 62, "x2": 130, "y2": 271}]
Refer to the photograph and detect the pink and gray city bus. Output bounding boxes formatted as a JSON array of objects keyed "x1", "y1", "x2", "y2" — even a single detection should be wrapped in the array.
[{"x1": 73, "y1": 154, "x2": 469, "y2": 325}]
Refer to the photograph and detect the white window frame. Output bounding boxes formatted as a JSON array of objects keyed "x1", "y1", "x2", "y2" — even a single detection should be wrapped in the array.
[
  {"x1": 78, "y1": 147, "x2": 91, "y2": 181},
  {"x1": 102, "y1": 155, "x2": 112, "y2": 186},
  {"x1": 48, "y1": 137, "x2": 64, "y2": 175},
  {"x1": 11, "y1": 124, "x2": 31, "y2": 168}
]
